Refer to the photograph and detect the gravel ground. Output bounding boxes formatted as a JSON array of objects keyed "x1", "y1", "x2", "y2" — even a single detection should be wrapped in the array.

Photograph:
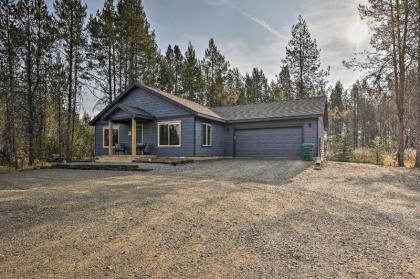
[
  {"x1": 0, "y1": 161, "x2": 419, "y2": 278},
  {"x1": 144, "y1": 158, "x2": 311, "y2": 184}
]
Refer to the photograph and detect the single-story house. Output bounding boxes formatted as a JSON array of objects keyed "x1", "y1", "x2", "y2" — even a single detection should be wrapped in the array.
[{"x1": 89, "y1": 83, "x2": 328, "y2": 159}]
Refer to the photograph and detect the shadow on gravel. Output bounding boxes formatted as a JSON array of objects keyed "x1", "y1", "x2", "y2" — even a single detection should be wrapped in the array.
[
  {"x1": 238, "y1": 206, "x2": 419, "y2": 278},
  {"x1": 343, "y1": 171, "x2": 420, "y2": 196},
  {"x1": 173, "y1": 158, "x2": 311, "y2": 185},
  {"x1": 0, "y1": 169, "x2": 137, "y2": 190},
  {"x1": 0, "y1": 174, "x2": 179, "y2": 235}
]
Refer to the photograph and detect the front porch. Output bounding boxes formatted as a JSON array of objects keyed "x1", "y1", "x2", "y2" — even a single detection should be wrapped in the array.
[
  {"x1": 95, "y1": 155, "x2": 156, "y2": 163},
  {"x1": 101, "y1": 103, "x2": 156, "y2": 157},
  {"x1": 95, "y1": 155, "x2": 193, "y2": 165}
]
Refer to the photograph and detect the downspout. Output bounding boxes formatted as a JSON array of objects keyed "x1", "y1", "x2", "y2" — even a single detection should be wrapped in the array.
[{"x1": 193, "y1": 116, "x2": 196, "y2": 157}]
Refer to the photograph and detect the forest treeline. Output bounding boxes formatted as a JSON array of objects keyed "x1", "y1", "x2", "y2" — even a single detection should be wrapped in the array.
[{"x1": 0, "y1": 0, "x2": 419, "y2": 168}]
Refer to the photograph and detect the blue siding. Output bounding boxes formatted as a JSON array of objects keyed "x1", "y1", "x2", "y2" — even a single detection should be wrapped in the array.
[
  {"x1": 95, "y1": 87, "x2": 196, "y2": 156},
  {"x1": 117, "y1": 87, "x2": 189, "y2": 118},
  {"x1": 93, "y1": 86, "x2": 324, "y2": 158},
  {"x1": 194, "y1": 117, "x2": 225, "y2": 156},
  {"x1": 150, "y1": 117, "x2": 195, "y2": 157},
  {"x1": 95, "y1": 123, "x2": 131, "y2": 156},
  {"x1": 108, "y1": 108, "x2": 131, "y2": 120}
]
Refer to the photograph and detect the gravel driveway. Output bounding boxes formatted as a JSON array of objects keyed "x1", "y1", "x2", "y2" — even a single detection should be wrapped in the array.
[{"x1": 0, "y1": 161, "x2": 419, "y2": 278}]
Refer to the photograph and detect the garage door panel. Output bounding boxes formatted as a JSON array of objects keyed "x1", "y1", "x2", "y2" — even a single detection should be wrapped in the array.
[{"x1": 235, "y1": 127, "x2": 302, "y2": 157}]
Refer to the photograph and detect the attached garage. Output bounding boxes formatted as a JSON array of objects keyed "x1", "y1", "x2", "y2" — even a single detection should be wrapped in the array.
[{"x1": 234, "y1": 127, "x2": 303, "y2": 158}]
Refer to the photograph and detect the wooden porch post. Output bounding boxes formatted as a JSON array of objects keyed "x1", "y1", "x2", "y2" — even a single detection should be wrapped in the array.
[
  {"x1": 131, "y1": 118, "x2": 137, "y2": 156},
  {"x1": 108, "y1": 121, "x2": 113, "y2": 155}
]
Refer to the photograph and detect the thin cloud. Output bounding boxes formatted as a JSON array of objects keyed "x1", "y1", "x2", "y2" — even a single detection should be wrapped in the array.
[
  {"x1": 240, "y1": 11, "x2": 285, "y2": 39},
  {"x1": 206, "y1": 0, "x2": 285, "y2": 39}
]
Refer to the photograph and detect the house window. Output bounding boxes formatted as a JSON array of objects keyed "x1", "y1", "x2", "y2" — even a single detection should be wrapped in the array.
[
  {"x1": 103, "y1": 126, "x2": 119, "y2": 148},
  {"x1": 158, "y1": 121, "x2": 181, "y2": 147},
  {"x1": 136, "y1": 124, "x2": 143, "y2": 145},
  {"x1": 202, "y1": 123, "x2": 212, "y2": 146}
]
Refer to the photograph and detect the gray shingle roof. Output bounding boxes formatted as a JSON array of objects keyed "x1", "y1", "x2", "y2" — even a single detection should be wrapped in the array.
[
  {"x1": 139, "y1": 84, "x2": 224, "y2": 120},
  {"x1": 211, "y1": 96, "x2": 327, "y2": 122},
  {"x1": 90, "y1": 82, "x2": 326, "y2": 125}
]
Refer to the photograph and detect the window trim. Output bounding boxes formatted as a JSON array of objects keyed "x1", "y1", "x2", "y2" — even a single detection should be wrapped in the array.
[
  {"x1": 103, "y1": 125, "x2": 120, "y2": 148},
  {"x1": 157, "y1": 120, "x2": 181, "y2": 148},
  {"x1": 136, "y1": 123, "x2": 144, "y2": 145},
  {"x1": 202, "y1": 123, "x2": 212, "y2": 147}
]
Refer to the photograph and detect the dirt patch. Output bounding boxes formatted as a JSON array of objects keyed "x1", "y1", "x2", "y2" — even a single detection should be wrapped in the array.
[{"x1": 0, "y1": 163, "x2": 419, "y2": 278}]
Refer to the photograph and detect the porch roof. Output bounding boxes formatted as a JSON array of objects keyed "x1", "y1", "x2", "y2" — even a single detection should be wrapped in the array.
[{"x1": 102, "y1": 103, "x2": 156, "y2": 121}]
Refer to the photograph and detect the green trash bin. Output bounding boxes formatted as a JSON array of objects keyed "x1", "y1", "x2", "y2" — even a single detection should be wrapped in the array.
[{"x1": 301, "y1": 143, "x2": 314, "y2": 161}]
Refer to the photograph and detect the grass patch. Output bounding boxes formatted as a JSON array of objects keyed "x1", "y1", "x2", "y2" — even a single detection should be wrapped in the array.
[{"x1": 0, "y1": 165, "x2": 15, "y2": 174}]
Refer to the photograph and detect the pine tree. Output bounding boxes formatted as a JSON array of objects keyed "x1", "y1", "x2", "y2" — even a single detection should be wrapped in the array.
[
  {"x1": 220, "y1": 67, "x2": 243, "y2": 106},
  {"x1": 285, "y1": 15, "x2": 329, "y2": 98},
  {"x1": 87, "y1": 0, "x2": 117, "y2": 105},
  {"x1": 15, "y1": 0, "x2": 55, "y2": 164},
  {"x1": 272, "y1": 65, "x2": 294, "y2": 100},
  {"x1": 202, "y1": 38, "x2": 228, "y2": 106},
  {"x1": 329, "y1": 81, "x2": 345, "y2": 137},
  {"x1": 173, "y1": 45, "x2": 183, "y2": 95},
  {"x1": 161, "y1": 44, "x2": 174, "y2": 92},
  {"x1": 181, "y1": 42, "x2": 202, "y2": 101},
  {"x1": 54, "y1": 0, "x2": 87, "y2": 162},
  {"x1": 115, "y1": 0, "x2": 158, "y2": 87},
  {"x1": 243, "y1": 68, "x2": 270, "y2": 104},
  {"x1": 0, "y1": 0, "x2": 21, "y2": 167},
  {"x1": 348, "y1": 0, "x2": 417, "y2": 166},
  {"x1": 330, "y1": 81, "x2": 344, "y2": 111}
]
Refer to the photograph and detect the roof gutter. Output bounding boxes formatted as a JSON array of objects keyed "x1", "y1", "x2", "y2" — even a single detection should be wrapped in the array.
[{"x1": 224, "y1": 114, "x2": 323, "y2": 124}]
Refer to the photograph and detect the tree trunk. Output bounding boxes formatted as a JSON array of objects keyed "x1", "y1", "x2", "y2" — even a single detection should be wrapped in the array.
[
  {"x1": 25, "y1": 6, "x2": 34, "y2": 165},
  {"x1": 416, "y1": 0, "x2": 420, "y2": 168},
  {"x1": 72, "y1": 43, "x2": 78, "y2": 160},
  {"x1": 113, "y1": 43, "x2": 117, "y2": 100},
  {"x1": 66, "y1": 11, "x2": 74, "y2": 162},
  {"x1": 390, "y1": 0, "x2": 406, "y2": 167},
  {"x1": 108, "y1": 44, "x2": 112, "y2": 103},
  {"x1": 5, "y1": 1, "x2": 18, "y2": 168},
  {"x1": 299, "y1": 30, "x2": 304, "y2": 99}
]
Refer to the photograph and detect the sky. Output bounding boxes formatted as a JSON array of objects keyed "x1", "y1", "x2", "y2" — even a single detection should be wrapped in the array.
[{"x1": 47, "y1": 0, "x2": 371, "y2": 114}]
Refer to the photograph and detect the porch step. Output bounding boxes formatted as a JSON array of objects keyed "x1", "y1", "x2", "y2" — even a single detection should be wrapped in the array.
[
  {"x1": 95, "y1": 155, "x2": 156, "y2": 163},
  {"x1": 52, "y1": 163, "x2": 152, "y2": 171}
]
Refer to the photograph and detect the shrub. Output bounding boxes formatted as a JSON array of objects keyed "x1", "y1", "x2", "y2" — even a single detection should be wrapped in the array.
[
  {"x1": 350, "y1": 148, "x2": 377, "y2": 164},
  {"x1": 33, "y1": 159, "x2": 51, "y2": 168},
  {"x1": 383, "y1": 153, "x2": 398, "y2": 167},
  {"x1": 404, "y1": 149, "x2": 416, "y2": 168}
]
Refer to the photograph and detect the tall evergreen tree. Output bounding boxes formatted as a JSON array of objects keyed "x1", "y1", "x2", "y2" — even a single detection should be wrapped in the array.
[
  {"x1": 285, "y1": 15, "x2": 329, "y2": 98},
  {"x1": 16, "y1": 0, "x2": 54, "y2": 164},
  {"x1": 87, "y1": 0, "x2": 117, "y2": 105},
  {"x1": 161, "y1": 44, "x2": 174, "y2": 92},
  {"x1": 272, "y1": 65, "x2": 294, "y2": 100},
  {"x1": 220, "y1": 67, "x2": 242, "y2": 106},
  {"x1": 330, "y1": 81, "x2": 344, "y2": 111},
  {"x1": 181, "y1": 42, "x2": 202, "y2": 101},
  {"x1": 202, "y1": 38, "x2": 228, "y2": 106},
  {"x1": 329, "y1": 81, "x2": 345, "y2": 137},
  {"x1": 346, "y1": 0, "x2": 417, "y2": 166},
  {"x1": 54, "y1": 0, "x2": 87, "y2": 162},
  {"x1": 115, "y1": 0, "x2": 158, "y2": 87},
  {"x1": 173, "y1": 45, "x2": 183, "y2": 95},
  {"x1": 0, "y1": 0, "x2": 21, "y2": 167}
]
